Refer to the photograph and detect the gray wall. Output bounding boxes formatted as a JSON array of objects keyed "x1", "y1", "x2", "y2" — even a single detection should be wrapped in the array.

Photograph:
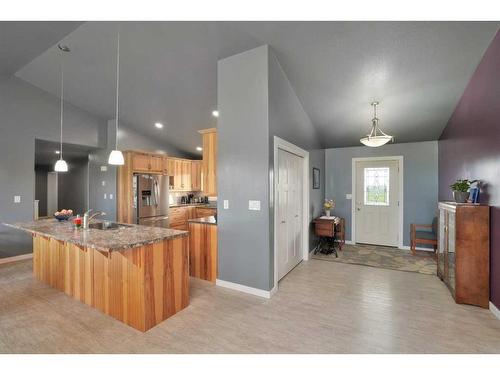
[
  {"x1": 217, "y1": 45, "x2": 322, "y2": 292},
  {"x1": 325, "y1": 141, "x2": 438, "y2": 247},
  {"x1": 34, "y1": 166, "x2": 49, "y2": 217},
  {"x1": 88, "y1": 149, "x2": 117, "y2": 221},
  {"x1": 57, "y1": 158, "x2": 89, "y2": 215},
  {"x1": 309, "y1": 149, "x2": 326, "y2": 249},
  {"x1": 0, "y1": 75, "x2": 106, "y2": 258},
  {"x1": 217, "y1": 45, "x2": 271, "y2": 291},
  {"x1": 112, "y1": 120, "x2": 190, "y2": 158}
]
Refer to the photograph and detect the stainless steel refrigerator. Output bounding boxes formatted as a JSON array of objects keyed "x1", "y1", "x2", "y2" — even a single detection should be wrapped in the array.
[{"x1": 133, "y1": 174, "x2": 169, "y2": 227}]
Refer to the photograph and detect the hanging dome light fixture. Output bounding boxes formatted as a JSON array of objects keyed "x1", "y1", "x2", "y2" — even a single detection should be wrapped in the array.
[
  {"x1": 54, "y1": 44, "x2": 70, "y2": 173},
  {"x1": 108, "y1": 32, "x2": 125, "y2": 166},
  {"x1": 360, "y1": 101, "x2": 394, "y2": 147}
]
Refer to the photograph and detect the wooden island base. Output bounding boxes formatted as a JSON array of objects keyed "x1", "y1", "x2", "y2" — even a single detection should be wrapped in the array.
[{"x1": 33, "y1": 234, "x2": 189, "y2": 332}]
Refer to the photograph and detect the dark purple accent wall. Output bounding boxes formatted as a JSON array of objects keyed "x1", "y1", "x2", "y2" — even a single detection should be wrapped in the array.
[{"x1": 439, "y1": 30, "x2": 500, "y2": 309}]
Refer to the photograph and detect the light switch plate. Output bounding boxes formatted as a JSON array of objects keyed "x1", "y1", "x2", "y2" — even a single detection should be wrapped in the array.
[
  {"x1": 100, "y1": 166, "x2": 108, "y2": 172},
  {"x1": 109, "y1": 194, "x2": 113, "y2": 200},
  {"x1": 102, "y1": 181, "x2": 106, "y2": 187},
  {"x1": 346, "y1": 194, "x2": 352, "y2": 200},
  {"x1": 104, "y1": 193, "x2": 107, "y2": 199},
  {"x1": 248, "y1": 200, "x2": 261, "y2": 211},
  {"x1": 223, "y1": 200, "x2": 229, "y2": 209},
  {"x1": 14, "y1": 195, "x2": 21, "y2": 203}
]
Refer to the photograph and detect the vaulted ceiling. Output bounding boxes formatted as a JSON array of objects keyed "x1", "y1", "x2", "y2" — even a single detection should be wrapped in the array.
[{"x1": 11, "y1": 21, "x2": 500, "y2": 152}]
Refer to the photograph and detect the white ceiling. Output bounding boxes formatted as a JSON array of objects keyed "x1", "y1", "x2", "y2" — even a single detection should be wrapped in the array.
[{"x1": 15, "y1": 21, "x2": 499, "y2": 152}]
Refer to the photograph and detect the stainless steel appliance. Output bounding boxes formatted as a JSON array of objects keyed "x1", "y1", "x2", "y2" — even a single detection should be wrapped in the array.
[{"x1": 133, "y1": 174, "x2": 169, "y2": 227}]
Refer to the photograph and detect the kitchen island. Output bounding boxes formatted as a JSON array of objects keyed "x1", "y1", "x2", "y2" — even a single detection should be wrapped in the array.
[{"x1": 5, "y1": 219, "x2": 189, "y2": 332}]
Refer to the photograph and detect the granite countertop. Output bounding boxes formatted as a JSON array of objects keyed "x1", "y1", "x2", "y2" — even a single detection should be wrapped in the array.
[
  {"x1": 169, "y1": 203, "x2": 217, "y2": 209},
  {"x1": 187, "y1": 216, "x2": 217, "y2": 226},
  {"x1": 4, "y1": 218, "x2": 188, "y2": 253}
]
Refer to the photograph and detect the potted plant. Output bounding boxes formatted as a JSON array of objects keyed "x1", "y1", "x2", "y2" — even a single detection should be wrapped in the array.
[
  {"x1": 323, "y1": 199, "x2": 335, "y2": 217},
  {"x1": 450, "y1": 178, "x2": 477, "y2": 203}
]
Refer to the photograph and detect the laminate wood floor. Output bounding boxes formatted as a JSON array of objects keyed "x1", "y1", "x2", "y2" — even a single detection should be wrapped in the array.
[{"x1": 1, "y1": 258, "x2": 500, "y2": 353}]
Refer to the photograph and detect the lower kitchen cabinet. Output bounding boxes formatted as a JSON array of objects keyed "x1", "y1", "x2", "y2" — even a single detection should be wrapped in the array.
[{"x1": 188, "y1": 222, "x2": 217, "y2": 282}]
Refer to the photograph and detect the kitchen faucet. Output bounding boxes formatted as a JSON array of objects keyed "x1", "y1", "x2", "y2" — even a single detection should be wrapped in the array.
[{"x1": 83, "y1": 209, "x2": 106, "y2": 229}]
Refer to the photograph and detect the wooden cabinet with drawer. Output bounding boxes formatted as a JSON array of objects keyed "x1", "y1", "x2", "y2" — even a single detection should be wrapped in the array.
[
  {"x1": 195, "y1": 207, "x2": 217, "y2": 218},
  {"x1": 169, "y1": 206, "x2": 189, "y2": 230}
]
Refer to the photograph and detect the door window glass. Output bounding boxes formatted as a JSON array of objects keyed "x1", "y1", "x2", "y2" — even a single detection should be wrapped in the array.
[{"x1": 364, "y1": 167, "x2": 389, "y2": 206}]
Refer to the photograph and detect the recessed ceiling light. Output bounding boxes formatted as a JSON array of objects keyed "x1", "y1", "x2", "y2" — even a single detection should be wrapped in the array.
[
  {"x1": 155, "y1": 122, "x2": 164, "y2": 129},
  {"x1": 196, "y1": 146, "x2": 203, "y2": 151},
  {"x1": 55, "y1": 150, "x2": 60, "y2": 154},
  {"x1": 212, "y1": 110, "x2": 219, "y2": 118}
]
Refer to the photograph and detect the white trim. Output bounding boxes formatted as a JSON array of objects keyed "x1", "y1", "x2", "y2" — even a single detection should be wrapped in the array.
[
  {"x1": 490, "y1": 301, "x2": 500, "y2": 320},
  {"x1": 216, "y1": 279, "x2": 272, "y2": 299},
  {"x1": 272, "y1": 136, "x2": 310, "y2": 293},
  {"x1": 351, "y1": 156, "x2": 404, "y2": 249},
  {"x1": 0, "y1": 253, "x2": 33, "y2": 265},
  {"x1": 345, "y1": 240, "x2": 354, "y2": 245},
  {"x1": 400, "y1": 245, "x2": 435, "y2": 252}
]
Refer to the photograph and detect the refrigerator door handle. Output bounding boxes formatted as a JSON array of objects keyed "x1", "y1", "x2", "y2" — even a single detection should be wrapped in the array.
[{"x1": 153, "y1": 177, "x2": 160, "y2": 207}]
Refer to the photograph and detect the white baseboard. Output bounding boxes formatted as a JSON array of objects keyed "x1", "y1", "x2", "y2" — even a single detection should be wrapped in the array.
[
  {"x1": 0, "y1": 253, "x2": 33, "y2": 265},
  {"x1": 490, "y1": 301, "x2": 500, "y2": 320},
  {"x1": 345, "y1": 240, "x2": 354, "y2": 245},
  {"x1": 215, "y1": 279, "x2": 272, "y2": 299},
  {"x1": 400, "y1": 245, "x2": 435, "y2": 252}
]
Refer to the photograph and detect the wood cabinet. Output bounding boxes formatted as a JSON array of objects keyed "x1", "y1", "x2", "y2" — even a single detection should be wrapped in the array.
[
  {"x1": 191, "y1": 160, "x2": 202, "y2": 191},
  {"x1": 437, "y1": 202, "x2": 490, "y2": 308},
  {"x1": 199, "y1": 128, "x2": 217, "y2": 196},
  {"x1": 167, "y1": 157, "x2": 202, "y2": 192},
  {"x1": 131, "y1": 151, "x2": 166, "y2": 173},
  {"x1": 169, "y1": 206, "x2": 190, "y2": 230},
  {"x1": 188, "y1": 222, "x2": 217, "y2": 282},
  {"x1": 195, "y1": 207, "x2": 216, "y2": 218}
]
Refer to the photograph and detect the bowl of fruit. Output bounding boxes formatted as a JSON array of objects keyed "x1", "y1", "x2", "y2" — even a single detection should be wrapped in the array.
[{"x1": 54, "y1": 209, "x2": 73, "y2": 221}]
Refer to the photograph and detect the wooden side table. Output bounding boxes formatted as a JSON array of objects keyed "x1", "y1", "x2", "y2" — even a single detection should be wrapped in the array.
[{"x1": 312, "y1": 217, "x2": 345, "y2": 256}]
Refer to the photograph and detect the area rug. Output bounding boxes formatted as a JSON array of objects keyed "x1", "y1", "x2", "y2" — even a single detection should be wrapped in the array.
[{"x1": 312, "y1": 243, "x2": 437, "y2": 275}]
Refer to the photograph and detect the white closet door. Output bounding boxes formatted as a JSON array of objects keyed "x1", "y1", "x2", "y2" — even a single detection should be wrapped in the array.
[{"x1": 277, "y1": 149, "x2": 304, "y2": 281}]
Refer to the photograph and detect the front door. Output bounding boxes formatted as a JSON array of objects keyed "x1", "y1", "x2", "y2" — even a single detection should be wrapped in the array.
[
  {"x1": 355, "y1": 159, "x2": 400, "y2": 247},
  {"x1": 277, "y1": 148, "x2": 303, "y2": 280}
]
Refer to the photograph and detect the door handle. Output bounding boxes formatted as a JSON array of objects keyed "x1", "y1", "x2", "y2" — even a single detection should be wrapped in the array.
[
  {"x1": 294, "y1": 215, "x2": 299, "y2": 217},
  {"x1": 281, "y1": 220, "x2": 286, "y2": 224}
]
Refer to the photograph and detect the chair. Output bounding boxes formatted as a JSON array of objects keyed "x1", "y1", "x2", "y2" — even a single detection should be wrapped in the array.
[{"x1": 410, "y1": 217, "x2": 438, "y2": 255}]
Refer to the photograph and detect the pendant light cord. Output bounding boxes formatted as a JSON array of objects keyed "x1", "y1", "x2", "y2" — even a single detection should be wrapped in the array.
[
  {"x1": 60, "y1": 56, "x2": 64, "y2": 159},
  {"x1": 115, "y1": 32, "x2": 120, "y2": 150}
]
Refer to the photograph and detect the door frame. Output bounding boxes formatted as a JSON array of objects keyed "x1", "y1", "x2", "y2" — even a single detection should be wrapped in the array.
[
  {"x1": 351, "y1": 156, "x2": 404, "y2": 248},
  {"x1": 272, "y1": 136, "x2": 309, "y2": 292}
]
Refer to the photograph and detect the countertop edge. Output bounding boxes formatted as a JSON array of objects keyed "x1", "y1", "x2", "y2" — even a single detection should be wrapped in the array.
[{"x1": 3, "y1": 222, "x2": 189, "y2": 253}]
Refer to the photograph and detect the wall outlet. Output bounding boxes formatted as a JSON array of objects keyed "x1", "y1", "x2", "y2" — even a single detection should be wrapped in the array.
[
  {"x1": 248, "y1": 200, "x2": 261, "y2": 211},
  {"x1": 104, "y1": 193, "x2": 107, "y2": 200},
  {"x1": 223, "y1": 200, "x2": 229, "y2": 209},
  {"x1": 346, "y1": 194, "x2": 352, "y2": 200},
  {"x1": 102, "y1": 181, "x2": 106, "y2": 187},
  {"x1": 14, "y1": 195, "x2": 21, "y2": 203}
]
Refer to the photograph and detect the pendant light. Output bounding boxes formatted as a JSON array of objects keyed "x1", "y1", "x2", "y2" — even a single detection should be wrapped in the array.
[
  {"x1": 108, "y1": 33, "x2": 125, "y2": 165},
  {"x1": 360, "y1": 101, "x2": 394, "y2": 147},
  {"x1": 54, "y1": 44, "x2": 70, "y2": 172}
]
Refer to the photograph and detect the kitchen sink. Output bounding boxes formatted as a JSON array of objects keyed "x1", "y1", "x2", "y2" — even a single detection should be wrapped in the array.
[{"x1": 88, "y1": 221, "x2": 131, "y2": 230}]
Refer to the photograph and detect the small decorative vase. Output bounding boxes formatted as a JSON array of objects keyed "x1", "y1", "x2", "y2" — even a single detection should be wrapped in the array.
[
  {"x1": 325, "y1": 210, "x2": 331, "y2": 217},
  {"x1": 453, "y1": 191, "x2": 469, "y2": 203}
]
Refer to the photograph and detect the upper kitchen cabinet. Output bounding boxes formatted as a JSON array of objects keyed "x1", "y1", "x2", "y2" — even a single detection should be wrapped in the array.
[
  {"x1": 199, "y1": 128, "x2": 217, "y2": 196},
  {"x1": 132, "y1": 151, "x2": 166, "y2": 173},
  {"x1": 191, "y1": 160, "x2": 202, "y2": 191},
  {"x1": 167, "y1": 157, "x2": 201, "y2": 192}
]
